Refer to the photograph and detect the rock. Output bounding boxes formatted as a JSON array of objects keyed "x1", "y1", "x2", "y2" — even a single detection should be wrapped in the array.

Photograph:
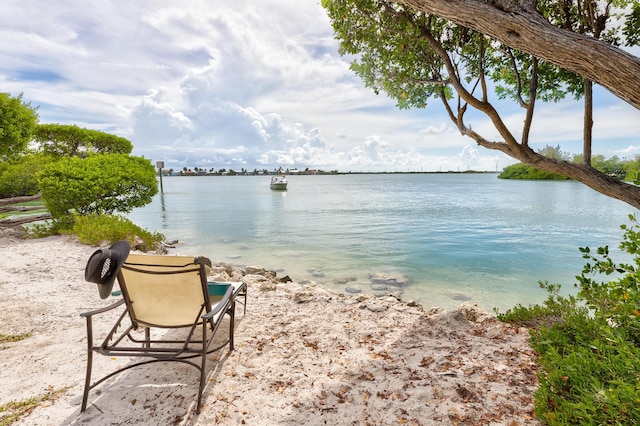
[
  {"x1": 406, "y1": 299, "x2": 421, "y2": 308},
  {"x1": 362, "y1": 303, "x2": 388, "y2": 313},
  {"x1": 370, "y1": 284, "x2": 388, "y2": 291},
  {"x1": 333, "y1": 276, "x2": 357, "y2": 284},
  {"x1": 279, "y1": 275, "x2": 293, "y2": 283},
  {"x1": 424, "y1": 307, "x2": 443, "y2": 316},
  {"x1": 0, "y1": 225, "x2": 25, "y2": 239},
  {"x1": 344, "y1": 286, "x2": 362, "y2": 294},
  {"x1": 209, "y1": 270, "x2": 232, "y2": 282},
  {"x1": 430, "y1": 310, "x2": 472, "y2": 331},
  {"x1": 368, "y1": 272, "x2": 411, "y2": 287},
  {"x1": 292, "y1": 291, "x2": 314, "y2": 303},
  {"x1": 246, "y1": 265, "x2": 266, "y2": 274},
  {"x1": 308, "y1": 269, "x2": 325, "y2": 278},
  {"x1": 259, "y1": 282, "x2": 278, "y2": 291},
  {"x1": 458, "y1": 302, "x2": 495, "y2": 323},
  {"x1": 242, "y1": 274, "x2": 270, "y2": 286},
  {"x1": 132, "y1": 235, "x2": 146, "y2": 251},
  {"x1": 161, "y1": 240, "x2": 177, "y2": 248},
  {"x1": 448, "y1": 292, "x2": 473, "y2": 301},
  {"x1": 215, "y1": 262, "x2": 236, "y2": 275}
]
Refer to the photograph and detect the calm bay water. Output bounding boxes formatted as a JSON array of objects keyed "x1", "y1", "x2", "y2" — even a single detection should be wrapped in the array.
[{"x1": 126, "y1": 173, "x2": 634, "y2": 312}]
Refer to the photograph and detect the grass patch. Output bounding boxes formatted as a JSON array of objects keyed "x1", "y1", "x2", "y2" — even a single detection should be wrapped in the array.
[
  {"x1": 27, "y1": 213, "x2": 165, "y2": 251},
  {"x1": 0, "y1": 333, "x2": 32, "y2": 345},
  {"x1": 0, "y1": 386, "x2": 70, "y2": 426}
]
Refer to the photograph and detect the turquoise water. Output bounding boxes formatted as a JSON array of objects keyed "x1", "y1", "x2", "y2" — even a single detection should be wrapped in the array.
[{"x1": 127, "y1": 173, "x2": 634, "y2": 311}]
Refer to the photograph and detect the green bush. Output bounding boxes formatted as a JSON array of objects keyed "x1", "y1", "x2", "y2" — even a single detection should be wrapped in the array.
[
  {"x1": 38, "y1": 154, "x2": 158, "y2": 217},
  {"x1": 0, "y1": 153, "x2": 54, "y2": 197},
  {"x1": 498, "y1": 215, "x2": 640, "y2": 424},
  {"x1": 498, "y1": 163, "x2": 570, "y2": 180},
  {"x1": 59, "y1": 213, "x2": 164, "y2": 251}
]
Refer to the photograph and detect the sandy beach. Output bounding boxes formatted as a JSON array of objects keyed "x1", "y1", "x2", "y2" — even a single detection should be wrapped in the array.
[{"x1": 0, "y1": 235, "x2": 540, "y2": 425}]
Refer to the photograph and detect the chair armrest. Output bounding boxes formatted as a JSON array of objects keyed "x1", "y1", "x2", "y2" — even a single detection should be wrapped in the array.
[
  {"x1": 202, "y1": 285, "x2": 233, "y2": 320},
  {"x1": 80, "y1": 298, "x2": 126, "y2": 318}
]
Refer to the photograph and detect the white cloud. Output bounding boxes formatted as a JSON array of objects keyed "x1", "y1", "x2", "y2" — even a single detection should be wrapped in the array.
[{"x1": 1, "y1": 0, "x2": 638, "y2": 173}]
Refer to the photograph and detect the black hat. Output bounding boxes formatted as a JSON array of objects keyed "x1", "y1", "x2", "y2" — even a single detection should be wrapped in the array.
[{"x1": 84, "y1": 240, "x2": 131, "y2": 299}]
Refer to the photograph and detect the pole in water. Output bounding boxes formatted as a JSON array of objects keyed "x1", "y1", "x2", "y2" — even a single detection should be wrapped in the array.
[{"x1": 156, "y1": 161, "x2": 164, "y2": 193}]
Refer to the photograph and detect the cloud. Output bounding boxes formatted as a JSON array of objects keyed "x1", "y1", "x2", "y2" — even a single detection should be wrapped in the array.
[{"x1": 1, "y1": 0, "x2": 638, "y2": 173}]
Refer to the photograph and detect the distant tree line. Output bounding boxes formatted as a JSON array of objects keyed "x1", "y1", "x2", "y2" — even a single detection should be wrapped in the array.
[
  {"x1": 499, "y1": 145, "x2": 636, "y2": 181},
  {"x1": 166, "y1": 167, "x2": 328, "y2": 176}
]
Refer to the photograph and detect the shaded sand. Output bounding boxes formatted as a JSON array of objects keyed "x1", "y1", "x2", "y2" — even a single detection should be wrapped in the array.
[{"x1": 0, "y1": 235, "x2": 540, "y2": 425}]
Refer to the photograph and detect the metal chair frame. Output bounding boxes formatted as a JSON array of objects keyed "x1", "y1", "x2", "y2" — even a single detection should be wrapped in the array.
[{"x1": 80, "y1": 255, "x2": 235, "y2": 414}]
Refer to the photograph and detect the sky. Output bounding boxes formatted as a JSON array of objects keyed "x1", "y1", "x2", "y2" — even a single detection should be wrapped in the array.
[{"x1": 1, "y1": 0, "x2": 639, "y2": 173}]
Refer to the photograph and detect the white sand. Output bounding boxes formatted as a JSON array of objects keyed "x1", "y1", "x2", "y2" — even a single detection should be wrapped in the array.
[{"x1": 0, "y1": 235, "x2": 540, "y2": 425}]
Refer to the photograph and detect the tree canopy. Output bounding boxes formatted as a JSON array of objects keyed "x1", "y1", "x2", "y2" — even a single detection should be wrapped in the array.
[
  {"x1": 38, "y1": 154, "x2": 158, "y2": 217},
  {"x1": 34, "y1": 123, "x2": 133, "y2": 157},
  {"x1": 394, "y1": 0, "x2": 640, "y2": 109},
  {"x1": 322, "y1": 0, "x2": 640, "y2": 209},
  {"x1": 0, "y1": 92, "x2": 39, "y2": 160}
]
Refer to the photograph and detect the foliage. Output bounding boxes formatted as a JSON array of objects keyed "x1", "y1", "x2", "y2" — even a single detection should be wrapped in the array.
[
  {"x1": 321, "y1": 1, "x2": 590, "y2": 116},
  {"x1": 66, "y1": 213, "x2": 164, "y2": 251},
  {"x1": 0, "y1": 93, "x2": 39, "y2": 160},
  {"x1": 624, "y1": 2, "x2": 640, "y2": 45},
  {"x1": 498, "y1": 163, "x2": 570, "y2": 180},
  {"x1": 500, "y1": 150, "x2": 634, "y2": 180},
  {"x1": 33, "y1": 124, "x2": 133, "y2": 158},
  {"x1": 0, "y1": 386, "x2": 69, "y2": 426},
  {"x1": 537, "y1": 144, "x2": 571, "y2": 161},
  {"x1": 0, "y1": 153, "x2": 55, "y2": 197},
  {"x1": 495, "y1": 281, "x2": 579, "y2": 327},
  {"x1": 38, "y1": 154, "x2": 158, "y2": 217},
  {"x1": 322, "y1": 0, "x2": 640, "y2": 209},
  {"x1": 498, "y1": 216, "x2": 640, "y2": 424},
  {"x1": 577, "y1": 216, "x2": 640, "y2": 346},
  {"x1": 590, "y1": 154, "x2": 625, "y2": 176},
  {"x1": 0, "y1": 332, "x2": 32, "y2": 345}
]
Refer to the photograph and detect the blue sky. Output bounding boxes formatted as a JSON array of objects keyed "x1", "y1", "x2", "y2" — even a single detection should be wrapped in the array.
[{"x1": 1, "y1": 0, "x2": 639, "y2": 172}]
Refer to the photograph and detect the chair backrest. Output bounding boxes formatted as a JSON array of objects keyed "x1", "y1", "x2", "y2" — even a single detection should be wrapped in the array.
[{"x1": 117, "y1": 254, "x2": 211, "y2": 328}]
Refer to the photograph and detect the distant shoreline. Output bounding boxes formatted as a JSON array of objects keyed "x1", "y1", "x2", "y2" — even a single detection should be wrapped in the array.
[{"x1": 161, "y1": 170, "x2": 501, "y2": 177}]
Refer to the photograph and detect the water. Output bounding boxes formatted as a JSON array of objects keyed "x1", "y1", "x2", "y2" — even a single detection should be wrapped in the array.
[{"x1": 127, "y1": 173, "x2": 634, "y2": 312}]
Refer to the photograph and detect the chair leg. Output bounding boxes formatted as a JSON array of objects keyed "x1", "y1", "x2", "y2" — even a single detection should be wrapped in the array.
[
  {"x1": 229, "y1": 304, "x2": 235, "y2": 351},
  {"x1": 242, "y1": 290, "x2": 247, "y2": 314},
  {"x1": 81, "y1": 318, "x2": 94, "y2": 412},
  {"x1": 196, "y1": 323, "x2": 207, "y2": 414}
]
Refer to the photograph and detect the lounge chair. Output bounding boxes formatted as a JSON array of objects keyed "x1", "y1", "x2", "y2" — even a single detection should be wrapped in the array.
[
  {"x1": 188, "y1": 255, "x2": 248, "y2": 315},
  {"x1": 81, "y1": 248, "x2": 235, "y2": 414}
]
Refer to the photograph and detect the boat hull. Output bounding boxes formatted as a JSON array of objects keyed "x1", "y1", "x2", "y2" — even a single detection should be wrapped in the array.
[{"x1": 270, "y1": 176, "x2": 288, "y2": 190}]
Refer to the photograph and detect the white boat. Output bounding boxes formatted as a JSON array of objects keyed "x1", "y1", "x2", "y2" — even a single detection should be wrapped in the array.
[{"x1": 270, "y1": 175, "x2": 288, "y2": 190}]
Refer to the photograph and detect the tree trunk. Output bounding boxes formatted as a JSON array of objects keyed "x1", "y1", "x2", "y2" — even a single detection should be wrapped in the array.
[
  {"x1": 396, "y1": 0, "x2": 640, "y2": 110},
  {"x1": 0, "y1": 205, "x2": 45, "y2": 213},
  {"x1": 583, "y1": 79, "x2": 593, "y2": 166},
  {"x1": 0, "y1": 213, "x2": 52, "y2": 227},
  {"x1": 0, "y1": 192, "x2": 42, "y2": 206}
]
